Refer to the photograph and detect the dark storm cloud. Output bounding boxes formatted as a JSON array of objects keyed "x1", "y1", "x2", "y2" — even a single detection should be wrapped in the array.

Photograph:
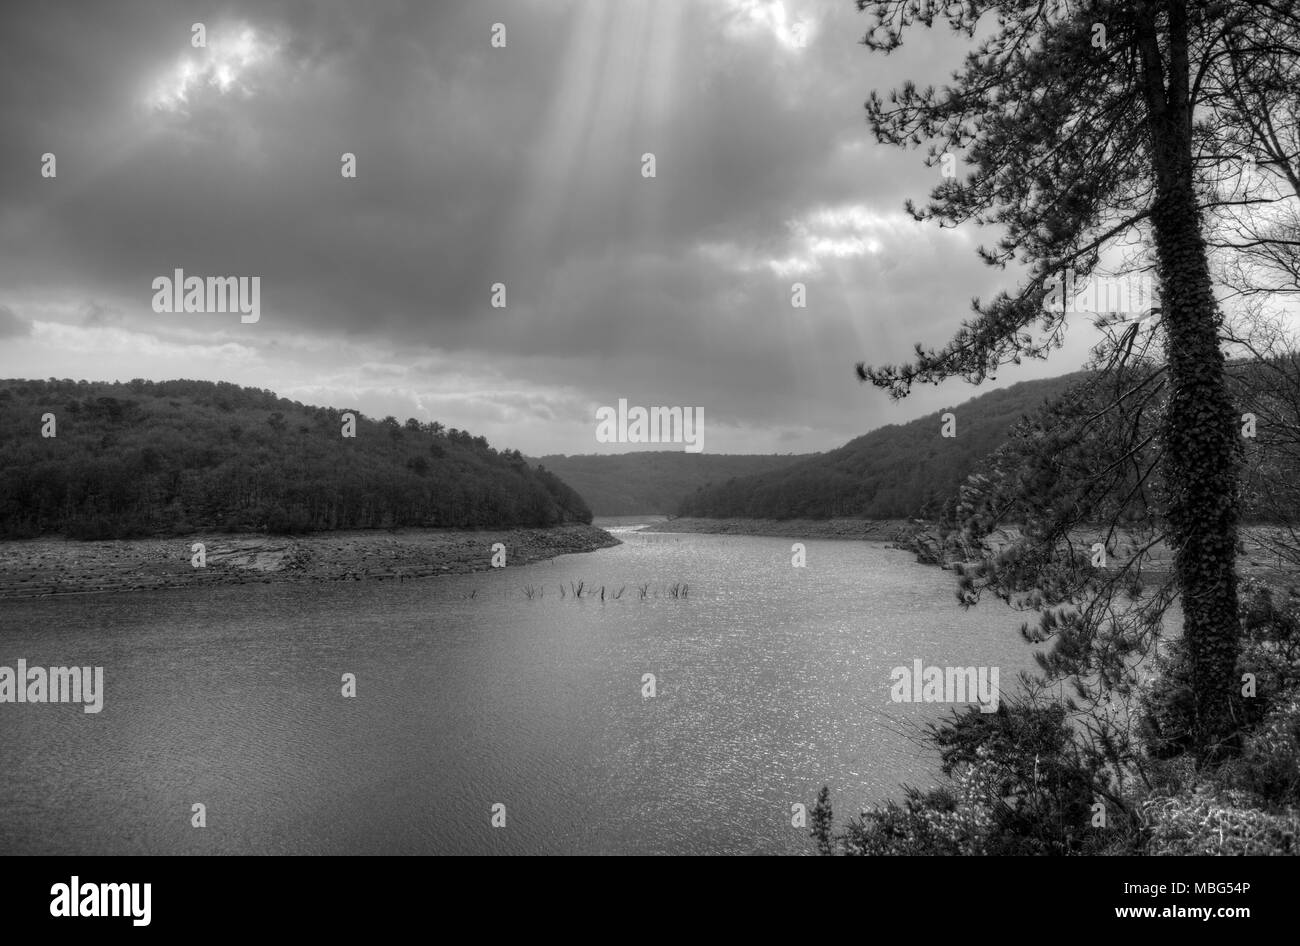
[{"x1": 0, "y1": 0, "x2": 1082, "y2": 453}]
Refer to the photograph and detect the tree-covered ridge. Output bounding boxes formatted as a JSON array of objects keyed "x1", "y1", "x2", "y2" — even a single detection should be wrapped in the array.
[
  {"x1": 0, "y1": 378, "x2": 591, "y2": 539},
  {"x1": 678, "y1": 373, "x2": 1088, "y2": 520},
  {"x1": 532, "y1": 451, "x2": 814, "y2": 516}
]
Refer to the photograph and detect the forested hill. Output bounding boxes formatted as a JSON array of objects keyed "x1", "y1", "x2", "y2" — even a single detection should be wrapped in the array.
[
  {"x1": 677, "y1": 373, "x2": 1088, "y2": 520},
  {"x1": 0, "y1": 379, "x2": 591, "y2": 539},
  {"x1": 532, "y1": 452, "x2": 813, "y2": 515}
]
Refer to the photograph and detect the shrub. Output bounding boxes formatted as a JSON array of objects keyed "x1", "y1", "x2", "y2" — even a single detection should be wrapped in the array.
[
  {"x1": 1221, "y1": 697, "x2": 1300, "y2": 805},
  {"x1": 1144, "y1": 787, "x2": 1299, "y2": 855},
  {"x1": 825, "y1": 702, "x2": 1136, "y2": 855}
]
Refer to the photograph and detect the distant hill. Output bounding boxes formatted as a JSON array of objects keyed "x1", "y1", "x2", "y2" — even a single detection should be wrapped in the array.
[
  {"x1": 0, "y1": 378, "x2": 591, "y2": 539},
  {"x1": 533, "y1": 452, "x2": 813, "y2": 516},
  {"x1": 677, "y1": 373, "x2": 1088, "y2": 520}
]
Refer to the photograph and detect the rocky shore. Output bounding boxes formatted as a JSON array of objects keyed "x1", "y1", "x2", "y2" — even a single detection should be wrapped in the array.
[{"x1": 0, "y1": 523, "x2": 620, "y2": 599}]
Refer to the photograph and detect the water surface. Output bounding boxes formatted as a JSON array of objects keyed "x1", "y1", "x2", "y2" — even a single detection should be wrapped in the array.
[{"x1": 0, "y1": 523, "x2": 1036, "y2": 854}]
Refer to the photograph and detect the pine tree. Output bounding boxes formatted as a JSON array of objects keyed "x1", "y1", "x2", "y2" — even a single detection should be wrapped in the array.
[{"x1": 853, "y1": 0, "x2": 1300, "y2": 757}]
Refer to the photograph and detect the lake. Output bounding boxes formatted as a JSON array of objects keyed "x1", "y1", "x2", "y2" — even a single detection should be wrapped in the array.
[{"x1": 0, "y1": 520, "x2": 1037, "y2": 855}]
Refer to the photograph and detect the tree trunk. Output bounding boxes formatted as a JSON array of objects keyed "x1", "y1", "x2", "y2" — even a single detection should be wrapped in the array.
[{"x1": 1142, "y1": 0, "x2": 1241, "y2": 758}]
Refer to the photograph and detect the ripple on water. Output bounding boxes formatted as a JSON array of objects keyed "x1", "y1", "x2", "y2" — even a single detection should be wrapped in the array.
[{"x1": 0, "y1": 530, "x2": 1037, "y2": 854}]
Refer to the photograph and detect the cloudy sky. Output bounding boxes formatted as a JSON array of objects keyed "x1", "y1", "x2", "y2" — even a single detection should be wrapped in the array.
[{"x1": 0, "y1": 0, "x2": 1106, "y2": 456}]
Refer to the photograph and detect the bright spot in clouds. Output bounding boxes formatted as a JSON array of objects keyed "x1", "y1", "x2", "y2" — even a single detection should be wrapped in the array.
[
  {"x1": 721, "y1": 0, "x2": 817, "y2": 51},
  {"x1": 146, "y1": 26, "x2": 279, "y2": 111},
  {"x1": 699, "y1": 204, "x2": 910, "y2": 278}
]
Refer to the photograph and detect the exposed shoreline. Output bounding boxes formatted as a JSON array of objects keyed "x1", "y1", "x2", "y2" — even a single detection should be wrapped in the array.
[
  {"x1": 886, "y1": 522, "x2": 1295, "y2": 580},
  {"x1": 0, "y1": 524, "x2": 620, "y2": 600},
  {"x1": 637, "y1": 516, "x2": 1294, "y2": 581},
  {"x1": 637, "y1": 516, "x2": 915, "y2": 540}
]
